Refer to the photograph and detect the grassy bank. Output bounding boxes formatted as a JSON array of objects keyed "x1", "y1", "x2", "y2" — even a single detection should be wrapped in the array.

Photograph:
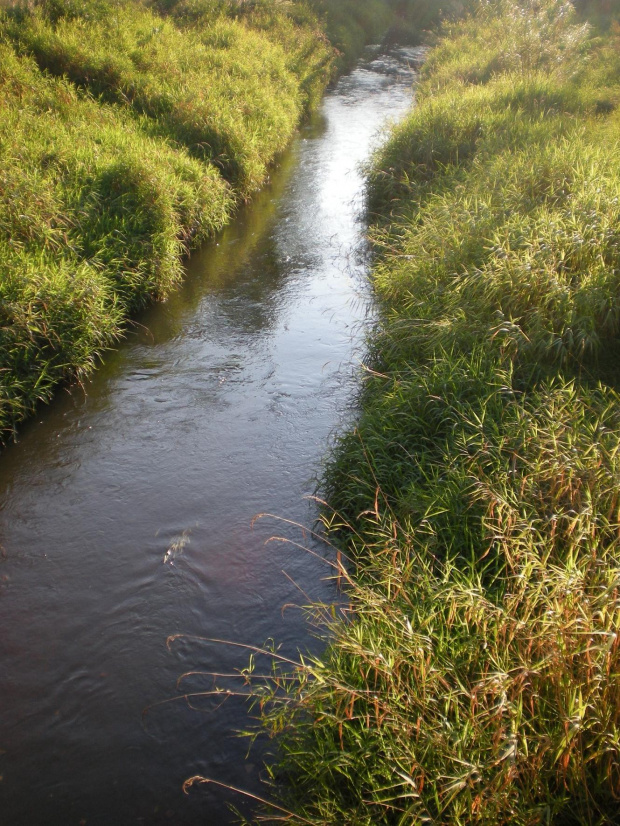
[
  {"x1": 0, "y1": 0, "x2": 404, "y2": 441},
  {"x1": 249, "y1": 1, "x2": 620, "y2": 823}
]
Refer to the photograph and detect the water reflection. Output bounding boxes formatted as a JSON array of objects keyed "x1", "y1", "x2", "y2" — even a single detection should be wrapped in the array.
[{"x1": 0, "y1": 46, "x2": 422, "y2": 825}]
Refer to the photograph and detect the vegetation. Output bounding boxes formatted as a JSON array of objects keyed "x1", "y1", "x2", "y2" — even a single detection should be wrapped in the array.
[
  {"x1": 0, "y1": 38, "x2": 232, "y2": 434},
  {"x1": 2, "y1": 1, "x2": 330, "y2": 191},
  {"x1": 0, "y1": 0, "x2": 404, "y2": 441},
  {"x1": 243, "y1": 1, "x2": 620, "y2": 823}
]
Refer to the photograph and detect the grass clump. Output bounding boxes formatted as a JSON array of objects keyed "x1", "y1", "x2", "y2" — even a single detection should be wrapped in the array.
[
  {"x1": 0, "y1": 40, "x2": 231, "y2": 434},
  {"x1": 2, "y1": 0, "x2": 330, "y2": 192},
  {"x1": 371, "y1": 131, "x2": 620, "y2": 369},
  {"x1": 242, "y1": 1, "x2": 620, "y2": 823},
  {"x1": 422, "y1": 0, "x2": 590, "y2": 92}
]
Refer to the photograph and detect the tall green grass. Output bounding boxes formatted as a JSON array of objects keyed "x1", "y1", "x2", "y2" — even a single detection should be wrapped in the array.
[
  {"x1": 0, "y1": 40, "x2": 231, "y2": 435},
  {"x1": 240, "y1": 1, "x2": 620, "y2": 822},
  {"x1": 2, "y1": 0, "x2": 328, "y2": 192}
]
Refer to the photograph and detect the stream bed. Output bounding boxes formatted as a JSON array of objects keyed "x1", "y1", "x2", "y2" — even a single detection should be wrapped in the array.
[{"x1": 0, "y1": 45, "x2": 422, "y2": 825}]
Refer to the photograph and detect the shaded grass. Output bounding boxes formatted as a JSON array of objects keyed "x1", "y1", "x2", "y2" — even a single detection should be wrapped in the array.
[
  {"x1": 241, "y1": 1, "x2": 620, "y2": 823},
  {"x1": 311, "y1": 0, "x2": 396, "y2": 70}
]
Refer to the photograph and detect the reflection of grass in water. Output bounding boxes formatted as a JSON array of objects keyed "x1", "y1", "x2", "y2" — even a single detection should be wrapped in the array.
[{"x1": 132, "y1": 152, "x2": 299, "y2": 346}]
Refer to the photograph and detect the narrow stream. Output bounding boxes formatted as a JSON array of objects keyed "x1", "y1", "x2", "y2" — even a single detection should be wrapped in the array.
[{"x1": 0, "y1": 46, "x2": 422, "y2": 825}]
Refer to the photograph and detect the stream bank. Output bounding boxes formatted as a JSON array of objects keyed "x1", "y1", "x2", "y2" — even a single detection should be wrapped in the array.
[{"x1": 253, "y1": 1, "x2": 620, "y2": 822}]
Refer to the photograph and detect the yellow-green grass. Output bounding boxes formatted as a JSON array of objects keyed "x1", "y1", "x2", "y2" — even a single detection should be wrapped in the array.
[
  {"x1": 2, "y1": 0, "x2": 332, "y2": 193},
  {"x1": 0, "y1": 41, "x2": 232, "y2": 435},
  {"x1": 155, "y1": 0, "x2": 335, "y2": 108},
  {"x1": 246, "y1": 2, "x2": 620, "y2": 823}
]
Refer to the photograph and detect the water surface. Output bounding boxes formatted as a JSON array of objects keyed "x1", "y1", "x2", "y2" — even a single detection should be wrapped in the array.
[{"x1": 0, "y1": 45, "x2": 422, "y2": 824}]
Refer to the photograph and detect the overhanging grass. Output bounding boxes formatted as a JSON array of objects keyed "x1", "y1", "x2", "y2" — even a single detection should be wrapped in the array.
[
  {"x1": 0, "y1": 41, "x2": 232, "y2": 435},
  {"x1": 311, "y1": 0, "x2": 395, "y2": 69}
]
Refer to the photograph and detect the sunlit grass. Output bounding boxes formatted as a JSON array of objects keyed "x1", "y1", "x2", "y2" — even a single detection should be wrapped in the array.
[
  {"x1": 0, "y1": 41, "x2": 233, "y2": 436},
  {"x1": 3, "y1": 1, "x2": 319, "y2": 192}
]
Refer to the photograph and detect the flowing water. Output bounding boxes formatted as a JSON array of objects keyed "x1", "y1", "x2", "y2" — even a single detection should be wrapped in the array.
[{"x1": 0, "y1": 46, "x2": 422, "y2": 825}]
